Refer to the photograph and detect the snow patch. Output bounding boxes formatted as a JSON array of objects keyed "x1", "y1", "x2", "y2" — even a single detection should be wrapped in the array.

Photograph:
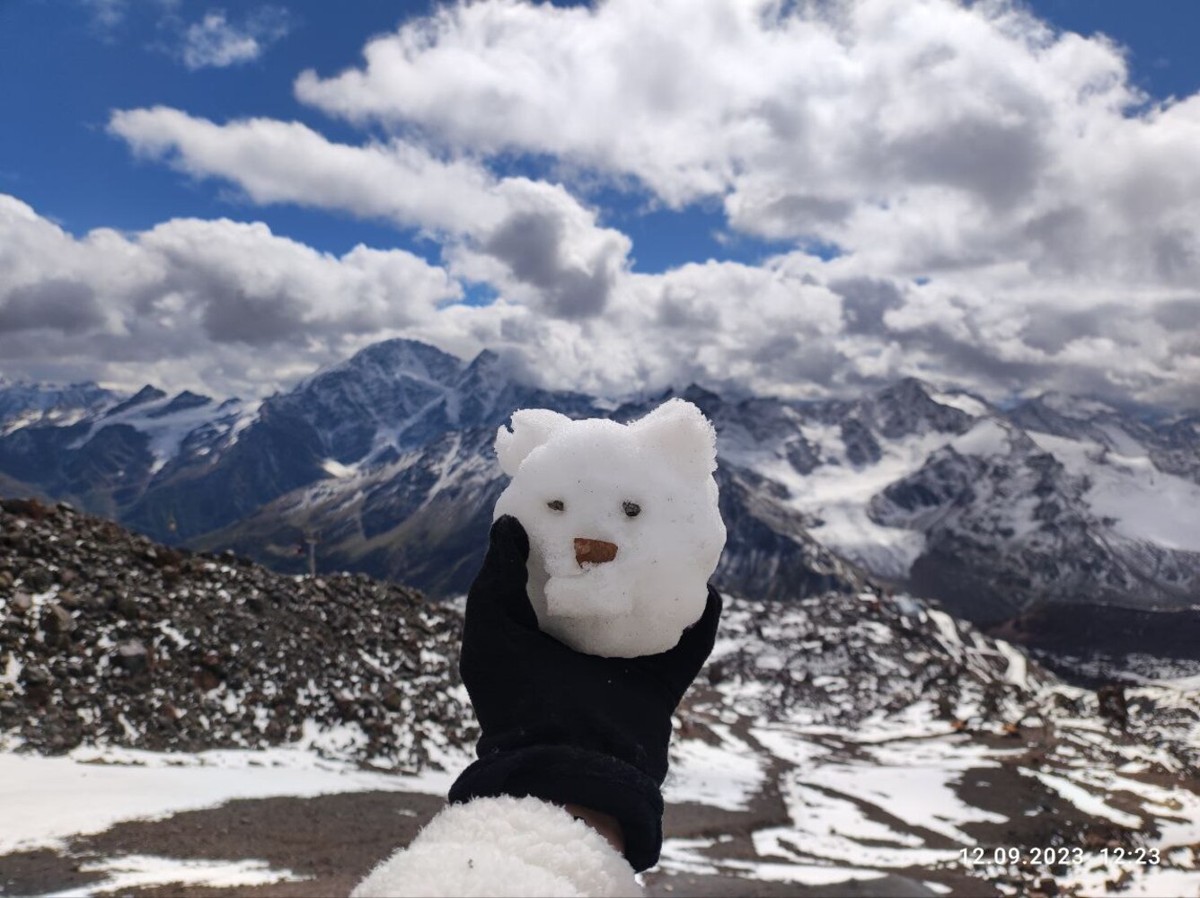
[
  {"x1": 665, "y1": 725, "x2": 767, "y2": 811},
  {"x1": 0, "y1": 743, "x2": 457, "y2": 854},
  {"x1": 321, "y1": 458, "x2": 359, "y2": 479},
  {"x1": 1024, "y1": 770, "x2": 1143, "y2": 829},
  {"x1": 1, "y1": 652, "x2": 22, "y2": 688},
  {"x1": 658, "y1": 837, "x2": 887, "y2": 887},
  {"x1": 993, "y1": 639, "x2": 1030, "y2": 690},
  {"x1": 737, "y1": 430, "x2": 950, "y2": 578},
  {"x1": 810, "y1": 736, "x2": 1010, "y2": 844},
  {"x1": 42, "y1": 855, "x2": 310, "y2": 897},
  {"x1": 760, "y1": 777, "x2": 957, "y2": 868},
  {"x1": 926, "y1": 609, "x2": 963, "y2": 649},
  {"x1": 1028, "y1": 431, "x2": 1200, "y2": 552},
  {"x1": 950, "y1": 418, "x2": 1010, "y2": 457},
  {"x1": 929, "y1": 391, "x2": 989, "y2": 417}
]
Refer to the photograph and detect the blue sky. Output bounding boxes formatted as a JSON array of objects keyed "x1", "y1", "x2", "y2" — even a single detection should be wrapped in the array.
[
  {"x1": 1, "y1": 0, "x2": 1198, "y2": 407},
  {"x1": 0, "y1": 0, "x2": 802, "y2": 271}
]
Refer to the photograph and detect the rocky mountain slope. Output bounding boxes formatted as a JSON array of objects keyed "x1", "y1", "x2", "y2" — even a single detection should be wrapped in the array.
[
  {"x1": 0, "y1": 497, "x2": 470, "y2": 768},
  {"x1": 1, "y1": 340, "x2": 1198, "y2": 634}
]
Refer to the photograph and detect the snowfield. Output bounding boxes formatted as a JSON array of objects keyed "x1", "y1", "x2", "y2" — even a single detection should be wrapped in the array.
[
  {"x1": 1027, "y1": 429, "x2": 1200, "y2": 554},
  {"x1": 0, "y1": 739, "x2": 466, "y2": 856}
]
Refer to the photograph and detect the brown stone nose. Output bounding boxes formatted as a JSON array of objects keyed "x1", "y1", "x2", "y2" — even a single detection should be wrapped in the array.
[{"x1": 574, "y1": 537, "x2": 618, "y2": 566}]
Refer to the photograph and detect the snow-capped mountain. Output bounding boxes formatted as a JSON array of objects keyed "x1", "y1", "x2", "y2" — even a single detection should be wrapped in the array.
[
  {"x1": 703, "y1": 377, "x2": 1200, "y2": 627},
  {"x1": 0, "y1": 380, "x2": 120, "y2": 436},
  {"x1": 2, "y1": 339, "x2": 1198, "y2": 638}
]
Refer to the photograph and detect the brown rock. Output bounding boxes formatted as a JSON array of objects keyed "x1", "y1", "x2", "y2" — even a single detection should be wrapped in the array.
[
  {"x1": 22, "y1": 567, "x2": 54, "y2": 592},
  {"x1": 42, "y1": 603, "x2": 74, "y2": 636},
  {"x1": 114, "y1": 595, "x2": 140, "y2": 619},
  {"x1": 116, "y1": 639, "x2": 151, "y2": 674},
  {"x1": 20, "y1": 665, "x2": 51, "y2": 687},
  {"x1": 193, "y1": 667, "x2": 222, "y2": 692}
]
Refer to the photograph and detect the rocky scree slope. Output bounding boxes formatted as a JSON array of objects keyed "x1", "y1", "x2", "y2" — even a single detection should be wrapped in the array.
[{"x1": 0, "y1": 497, "x2": 473, "y2": 768}]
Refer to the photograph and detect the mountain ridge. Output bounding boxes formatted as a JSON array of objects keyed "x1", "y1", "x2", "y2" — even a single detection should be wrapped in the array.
[{"x1": 2, "y1": 339, "x2": 1198, "y2": 638}]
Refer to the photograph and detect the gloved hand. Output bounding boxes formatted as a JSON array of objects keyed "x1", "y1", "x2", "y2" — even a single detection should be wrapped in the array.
[{"x1": 448, "y1": 515, "x2": 722, "y2": 872}]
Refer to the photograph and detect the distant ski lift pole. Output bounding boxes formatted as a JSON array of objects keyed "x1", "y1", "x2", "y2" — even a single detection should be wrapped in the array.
[{"x1": 304, "y1": 531, "x2": 318, "y2": 578}]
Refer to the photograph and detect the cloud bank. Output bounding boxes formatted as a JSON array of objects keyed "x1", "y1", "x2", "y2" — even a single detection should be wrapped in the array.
[
  {"x1": 6, "y1": 0, "x2": 1199, "y2": 408},
  {"x1": 0, "y1": 196, "x2": 461, "y2": 396}
]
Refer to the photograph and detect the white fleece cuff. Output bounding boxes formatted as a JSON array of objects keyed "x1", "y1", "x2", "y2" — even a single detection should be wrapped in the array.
[{"x1": 351, "y1": 795, "x2": 641, "y2": 897}]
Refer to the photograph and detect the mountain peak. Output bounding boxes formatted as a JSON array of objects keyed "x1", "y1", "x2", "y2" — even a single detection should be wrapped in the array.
[
  {"x1": 0, "y1": 380, "x2": 120, "y2": 432},
  {"x1": 344, "y1": 338, "x2": 463, "y2": 387},
  {"x1": 460, "y1": 348, "x2": 502, "y2": 377},
  {"x1": 105, "y1": 385, "x2": 167, "y2": 418},
  {"x1": 875, "y1": 376, "x2": 935, "y2": 402},
  {"x1": 868, "y1": 377, "x2": 971, "y2": 439},
  {"x1": 145, "y1": 390, "x2": 213, "y2": 420}
]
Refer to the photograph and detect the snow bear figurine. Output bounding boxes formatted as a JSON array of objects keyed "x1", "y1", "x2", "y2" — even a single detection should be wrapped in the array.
[{"x1": 492, "y1": 398, "x2": 726, "y2": 658}]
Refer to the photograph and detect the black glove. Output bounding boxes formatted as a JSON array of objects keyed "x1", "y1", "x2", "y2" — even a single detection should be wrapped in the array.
[{"x1": 448, "y1": 515, "x2": 722, "y2": 872}]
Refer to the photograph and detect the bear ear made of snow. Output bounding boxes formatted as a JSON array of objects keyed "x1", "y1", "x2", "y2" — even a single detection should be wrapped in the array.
[
  {"x1": 495, "y1": 408, "x2": 574, "y2": 476},
  {"x1": 632, "y1": 398, "x2": 718, "y2": 477}
]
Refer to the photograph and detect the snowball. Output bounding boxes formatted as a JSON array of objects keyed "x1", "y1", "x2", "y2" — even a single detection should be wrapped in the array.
[{"x1": 493, "y1": 399, "x2": 726, "y2": 657}]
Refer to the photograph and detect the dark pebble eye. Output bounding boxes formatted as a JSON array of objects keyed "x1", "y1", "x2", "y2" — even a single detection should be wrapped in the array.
[
  {"x1": 547, "y1": 499, "x2": 565, "y2": 512},
  {"x1": 622, "y1": 501, "x2": 641, "y2": 518}
]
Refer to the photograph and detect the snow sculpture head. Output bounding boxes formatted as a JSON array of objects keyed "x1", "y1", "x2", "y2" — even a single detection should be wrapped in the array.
[{"x1": 492, "y1": 399, "x2": 726, "y2": 658}]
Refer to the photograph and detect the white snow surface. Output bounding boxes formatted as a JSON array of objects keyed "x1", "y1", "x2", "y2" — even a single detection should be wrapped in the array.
[
  {"x1": 929, "y1": 391, "x2": 990, "y2": 417},
  {"x1": 0, "y1": 739, "x2": 460, "y2": 855},
  {"x1": 43, "y1": 856, "x2": 310, "y2": 897},
  {"x1": 993, "y1": 639, "x2": 1031, "y2": 690},
  {"x1": 492, "y1": 399, "x2": 725, "y2": 657},
  {"x1": 658, "y1": 837, "x2": 887, "y2": 887},
  {"x1": 321, "y1": 458, "x2": 359, "y2": 479},
  {"x1": 809, "y1": 741, "x2": 1009, "y2": 844},
  {"x1": 949, "y1": 418, "x2": 1011, "y2": 456},
  {"x1": 664, "y1": 724, "x2": 766, "y2": 811},
  {"x1": 739, "y1": 429, "x2": 948, "y2": 578},
  {"x1": 741, "y1": 403, "x2": 1200, "y2": 585},
  {"x1": 1024, "y1": 769, "x2": 1144, "y2": 829},
  {"x1": 65, "y1": 394, "x2": 258, "y2": 474},
  {"x1": 723, "y1": 414, "x2": 1035, "y2": 583},
  {"x1": 1028, "y1": 430, "x2": 1200, "y2": 552}
]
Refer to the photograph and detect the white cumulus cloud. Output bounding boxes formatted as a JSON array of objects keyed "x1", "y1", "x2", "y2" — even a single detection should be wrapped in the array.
[
  {"x1": 44, "y1": 0, "x2": 1200, "y2": 408},
  {"x1": 0, "y1": 194, "x2": 462, "y2": 397},
  {"x1": 108, "y1": 107, "x2": 633, "y2": 320},
  {"x1": 296, "y1": 0, "x2": 1195, "y2": 282}
]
